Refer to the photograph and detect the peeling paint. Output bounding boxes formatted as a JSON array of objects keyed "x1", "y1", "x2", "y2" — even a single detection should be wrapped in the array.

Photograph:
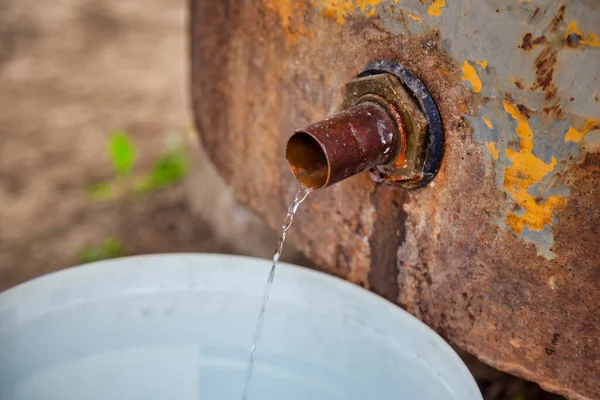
[
  {"x1": 426, "y1": 0, "x2": 446, "y2": 17},
  {"x1": 566, "y1": 21, "x2": 600, "y2": 47},
  {"x1": 265, "y1": 0, "x2": 390, "y2": 34},
  {"x1": 486, "y1": 142, "x2": 500, "y2": 159},
  {"x1": 407, "y1": 12, "x2": 423, "y2": 23},
  {"x1": 463, "y1": 6, "x2": 599, "y2": 260},
  {"x1": 482, "y1": 116, "x2": 493, "y2": 129},
  {"x1": 461, "y1": 60, "x2": 482, "y2": 93},
  {"x1": 318, "y1": 0, "x2": 386, "y2": 25},
  {"x1": 565, "y1": 118, "x2": 600, "y2": 143},
  {"x1": 502, "y1": 101, "x2": 566, "y2": 235}
]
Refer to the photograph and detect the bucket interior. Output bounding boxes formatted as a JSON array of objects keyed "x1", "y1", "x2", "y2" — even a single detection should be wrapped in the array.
[{"x1": 0, "y1": 254, "x2": 481, "y2": 400}]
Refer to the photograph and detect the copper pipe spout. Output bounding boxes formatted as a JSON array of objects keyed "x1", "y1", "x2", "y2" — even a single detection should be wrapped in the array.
[{"x1": 285, "y1": 101, "x2": 402, "y2": 190}]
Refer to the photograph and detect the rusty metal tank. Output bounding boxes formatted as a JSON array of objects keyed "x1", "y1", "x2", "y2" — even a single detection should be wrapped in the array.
[{"x1": 190, "y1": 1, "x2": 600, "y2": 399}]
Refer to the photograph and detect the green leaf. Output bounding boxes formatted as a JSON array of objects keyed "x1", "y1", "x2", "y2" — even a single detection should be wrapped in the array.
[
  {"x1": 108, "y1": 131, "x2": 136, "y2": 177},
  {"x1": 79, "y1": 237, "x2": 125, "y2": 264},
  {"x1": 85, "y1": 182, "x2": 116, "y2": 200},
  {"x1": 136, "y1": 147, "x2": 188, "y2": 194}
]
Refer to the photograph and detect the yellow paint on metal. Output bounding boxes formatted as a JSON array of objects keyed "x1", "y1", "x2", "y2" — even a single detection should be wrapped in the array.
[
  {"x1": 408, "y1": 13, "x2": 423, "y2": 23},
  {"x1": 265, "y1": 0, "x2": 390, "y2": 39},
  {"x1": 263, "y1": 0, "x2": 312, "y2": 44},
  {"x1": 476, "y1": 60, "x2": 488, "y2": 68},
  {"x1": 461, "y1": 61, "x2": 482, "y2": 93},
  {"x1": 427, "y1": 0, "x2": 446, "y2": 16},
  {"x1": 319, "y1": 0, "x2": 385, "y2": 25},
  {"x1": 482, "y1": 116, "x2": 493, "y2": 129},
  {"x1": 502, "y1": 101, "x2": 566, "y2": 233},
  {"x1": 486, "y1": 142, "x2": 499, "y2": 160},
  {"x1": 565, "y1": 118, "x2": 599, "y2": 143},
  {"x1": 566, "y1": 21, "x2": 600, "y2": 47}
]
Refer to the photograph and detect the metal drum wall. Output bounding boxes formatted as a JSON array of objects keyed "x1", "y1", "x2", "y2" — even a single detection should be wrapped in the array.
[{"x1": 190, "y1": 1, "x2": 600, "y2": 399}]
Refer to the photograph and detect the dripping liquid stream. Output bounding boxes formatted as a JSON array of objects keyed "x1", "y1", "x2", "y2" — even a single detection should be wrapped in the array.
[{"x1": 240, "y1": 186, "x2": 311, "y2": 399}]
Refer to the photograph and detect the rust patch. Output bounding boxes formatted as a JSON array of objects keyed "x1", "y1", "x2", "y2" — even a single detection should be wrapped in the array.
[
  {"x1": 516, "y1": 103, "x2": 532, "y2": 119},
  {"x1": 565, "y1": 32, "x2": 581, "y2": 48},
  {"x1": 519, "y1": 32, "x2": 546, "y2": 51},
  {"x1": 514, "y1": 79, "x2": 525, "y2": 90},
  {"x1": 548, "y1": 4, "x2": 565, "y2": 33},
  {"x1": 262, "y1": 0, "x2": 313, "y2": 45},
  {"x1": 531, "y1": 47, "x2": 558, "y2": 100},
  {"x1": 517, "y1": 5, "x2": 572, "y2": 123},
  {"x1": 368, "y1": 186, "x2": 406, "y2": 302},
  {"x1": 542, "y1": 102, "x2": 565, "y2": 120}
]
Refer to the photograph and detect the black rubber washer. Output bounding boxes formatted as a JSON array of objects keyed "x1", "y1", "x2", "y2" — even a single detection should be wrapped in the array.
[{"x1": 358, "y1": 60, "x2": 444, "y2": 188}]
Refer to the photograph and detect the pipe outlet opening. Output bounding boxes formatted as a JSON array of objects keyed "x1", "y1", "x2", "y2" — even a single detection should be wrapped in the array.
[{"x1": 285, "y1": 131, "x2": 329, "y2": 190}]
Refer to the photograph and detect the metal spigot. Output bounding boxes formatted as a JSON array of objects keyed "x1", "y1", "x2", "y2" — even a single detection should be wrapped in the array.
[{"x1": 285, "y1": 60, "x2": 444, "y2": 190}]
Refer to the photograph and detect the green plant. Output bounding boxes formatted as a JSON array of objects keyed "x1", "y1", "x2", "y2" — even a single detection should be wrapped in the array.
[
  {"x1": 136, "y1": 146, "x2": 188, "y2": 194},
  {"x1": 109, "y1": 131, "x2": 136, "y2": 177},
  {"x1": 79, "y1": 237, "x2": 125, "y2": 264},
  {"x1": 85, "y1": 131, "x2": 189, "y2": 200}
]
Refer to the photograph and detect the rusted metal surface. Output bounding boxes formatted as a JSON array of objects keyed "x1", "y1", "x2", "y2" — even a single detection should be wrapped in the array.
[
  {"x1": 287, "y1": 101, "x2": 401, "y2": 189},
  {"x1": 190, "y1": 1, "x2": 600, "y2": 398}
]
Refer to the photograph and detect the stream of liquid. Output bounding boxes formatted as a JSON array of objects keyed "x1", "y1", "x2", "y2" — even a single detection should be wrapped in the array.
[{"x1": 240, "y1": 186, "x2": 311, "y2": 400}]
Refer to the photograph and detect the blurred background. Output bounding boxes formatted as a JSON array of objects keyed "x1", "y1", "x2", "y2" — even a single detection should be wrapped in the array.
[{"x1": 0, "y1": 0, "x2": 565, "y2": 398}]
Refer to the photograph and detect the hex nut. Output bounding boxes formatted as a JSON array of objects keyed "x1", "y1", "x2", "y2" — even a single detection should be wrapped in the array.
[{"x1": 343, "y1": 73, "x2": 429, "y2": 184}]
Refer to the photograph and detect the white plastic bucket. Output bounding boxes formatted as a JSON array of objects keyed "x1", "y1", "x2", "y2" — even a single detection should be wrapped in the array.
[{"x1": 0, "y1": 254, "x2": 482, "y2": 400}]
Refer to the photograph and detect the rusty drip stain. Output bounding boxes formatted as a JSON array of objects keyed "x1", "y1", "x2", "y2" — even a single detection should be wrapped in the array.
[
  {"x1": 517, "y1": 5, "x2": 575, "y2": 122},
  {"x1": 549, "y1": 4, "x2": 566, "y2": 33},
  {"x1": 519, "y1": 32, "x2": 547, "y2": 51},
  {"x1": 516, "y1": 103, "x2": 533, "y2": 119},
  {"x1": 543, "y1": 103, "x2": 565, "y2": 120},
  {"x1": 514, "y1": 79, "x2": 525, "y2": 90},
  {"x1": 368, "y1": 186, "x2": 406, "y2": 303},
  {"x1": 531, "y1": 47, "x2": 558, "y2": 100},
  {"x1": 397, "y1": 9, "x2": 411, "y2": 35}
]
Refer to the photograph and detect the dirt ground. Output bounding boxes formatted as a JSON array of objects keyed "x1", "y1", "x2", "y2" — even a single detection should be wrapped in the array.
[{"x1": 0, "y1": 1, "x2": 562, "y2": 399}]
